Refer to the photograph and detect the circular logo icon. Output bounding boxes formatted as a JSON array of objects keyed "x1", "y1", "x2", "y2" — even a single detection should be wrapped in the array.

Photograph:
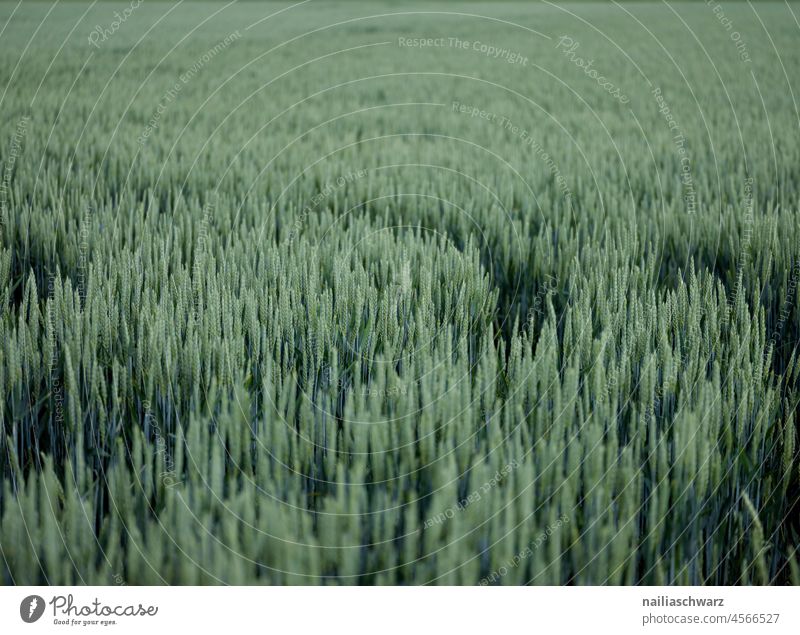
[{"x1": 20, "y1": 595, "x2": 45, "y2": 623}]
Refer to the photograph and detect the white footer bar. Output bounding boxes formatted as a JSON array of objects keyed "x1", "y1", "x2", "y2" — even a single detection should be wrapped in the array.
[{"x1": 1, "y1": 587, "x2": 798, "y2": 634}]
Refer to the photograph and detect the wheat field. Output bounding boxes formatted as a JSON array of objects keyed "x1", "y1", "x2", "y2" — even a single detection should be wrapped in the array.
[{"x1": 0, "y1": 0, "x2": 798, "y2": 585}]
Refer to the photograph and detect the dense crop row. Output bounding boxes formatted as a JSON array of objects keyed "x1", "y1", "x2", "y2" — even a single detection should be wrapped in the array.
[{"x1": 0, "y1": 2, "x2": 798, "y2": 585}]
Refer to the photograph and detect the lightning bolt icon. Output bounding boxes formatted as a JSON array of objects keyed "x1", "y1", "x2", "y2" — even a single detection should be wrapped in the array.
[{"x1": 28, "y1": 598, "x2": 37, "y2": 618}]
